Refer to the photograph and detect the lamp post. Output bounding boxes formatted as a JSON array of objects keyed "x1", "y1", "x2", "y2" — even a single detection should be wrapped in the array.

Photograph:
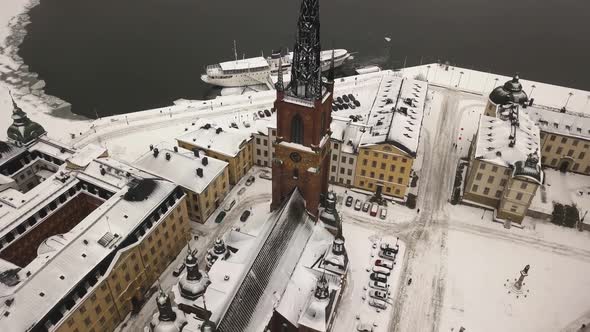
[
  {"x1": 564, "y1": 92, "x2": 574, "y2": 110},
  {"x1": 426, "y1": 65, "x2": 431, "y2": 81},
  {"x1": 456, "y1": 71, "x2": 464, "y2": 88},
  {"x1": 529, "y1": 84, "x2": 536, "y2": 99},
  {"x1": 585, "y1": 95, "x2": 590, "y2": 112},
  {"x1": 493, "y1": 78, "x2": 499, "y2": 89}
]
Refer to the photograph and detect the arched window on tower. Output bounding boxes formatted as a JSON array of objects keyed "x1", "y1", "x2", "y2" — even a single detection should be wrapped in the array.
[
  {"x1": 291, "y1": 114, "x2": 304, "y2": 144},
  {"x1": 293, "y1": 168, "x2": 299, "y2": 179}
]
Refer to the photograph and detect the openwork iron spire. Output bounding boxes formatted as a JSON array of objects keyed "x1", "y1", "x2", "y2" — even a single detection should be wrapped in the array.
[
  {"x1": 288, "y1": 0, "x2": 322, "y2": 100},
  {"x1": 276, "y1": 51, "x2": 284, "y2": 92},
  {"x1": 327, "y1": 49, "x2": 335, "y2": 82}
]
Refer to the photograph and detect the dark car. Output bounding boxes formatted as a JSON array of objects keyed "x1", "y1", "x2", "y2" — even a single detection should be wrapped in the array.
[
  {"x1": 345, "y1": 196, "x2": 354, "y2": 207},
  {"x1": 337, "y1": 96, "x2": 344, "y2": 104},
  {"x1": 342, "y1": 94, "x2": 350, "y2": 103},
  {"x1": 381, "y1": 243, "x2": 399, "y2": 254},
  {"x1": 264, "y1": 109, "x2": 272, "y2": 117},
  {"x1": 378, "y1": 249, "x2": 396, "y2": 261},
  {"x1": 215, "y1": 211, "x2": 226, "y2": 223},
  {"x1": 354, "y1": 100, "x2": 361, "y2": 107},
  {"x1": 348, "y1": 93, "x2": 356, "y2": 102},
  {"x1": 370, "y1": 272, "x2": 388, "y2": 283},
  {"x1": 240, "y1": 210, "x2": 251, "y2": 222},
  {"x1": 258, "y1": 110, "x2": 265, "y2": 118}
]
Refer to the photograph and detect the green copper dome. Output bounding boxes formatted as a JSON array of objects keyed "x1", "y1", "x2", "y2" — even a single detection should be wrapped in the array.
[
  {"x1": 489, "y1": 74, "x2": 528, "y2": 106},
  {"x1": 6, "y1": 95, "x2": 46, "y2": 146}
]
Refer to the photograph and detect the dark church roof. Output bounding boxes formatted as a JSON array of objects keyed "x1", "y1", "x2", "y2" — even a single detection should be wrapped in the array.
[
  {"x1": 489, "y1": 74, "x2": 529, "y2": 106},
  {"x1": 6, "y1": 96, "x2": 46, "y2": 147},
  {"x1": 216, "y1": 189, "x2": 313, "y2": 332}
]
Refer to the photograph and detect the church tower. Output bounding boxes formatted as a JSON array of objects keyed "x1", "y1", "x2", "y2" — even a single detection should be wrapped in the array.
[{"x1": 271, "y1": 0, "x2": 334, "y2": 219}]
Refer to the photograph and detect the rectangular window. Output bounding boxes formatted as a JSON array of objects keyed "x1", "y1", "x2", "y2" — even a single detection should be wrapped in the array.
[
  {"x1": 332, "y1": 154, "x2": 337, "y2": 161},
  {"x1": 95, "y1": 305, "x2": 102, "y2": 315},
  {"x1": 551, "y1": 158, "x2": 557, "y2": 166},
  {"x1": 585, "y1": 166, "x2": 590, "y2": 173},
  {"x1": 341, "y1": 156, "x2": 346, "y2": 163},
  {"x1": 388, "y1": 176, "x2": 393, "y2": 182},
  {"x1": 573, "y1": 140, "x2": 579, "y2": 146},
  {"x1": 579, "y1": 152, "x2": 585, "y2": 159},
  {"x1": 330, "y1": 176, "x2": 335, "y2": 182},
  {"x1": 373, "y1": 152, "x2": 378, "y2": 158},
  {"x1": 340, "y1": 168, "x2": 345, "y2": 174},
  {"x1": 334, "y1": 143, "x2": 339, "y2": 149},
  {"x1": 483, "y1": 187, "x2": 490, "y2": 195},
  {"x1": 472, "y1": 184, "x2": 479, "y2": 192},
  {"x1": 331, "y1": 166, "x2": 336, "y2": 172},
  {"x1": 549, "y1": 135, "x2": 556, "y2": 141},
  {"x1": 475, "y1": 173, "x2": 482, "y2": 181},
  {"x1": 516, "y1": 192, "x2": 523, "y2": 200},
  {"x1": 491, "y1": 166, "x2": 498, "y2": 172},
  {"x1": 348, "y1": 169, "x2": 352, "y2": 176},
  {"x1": 347, "y1": 179, "x2": 351, "y2": 185},
  {"x1": 400, "y1": 167, "x2": 406, "y2": 173},
  {"x1": 363, "y1": 159, "x2": 368, "y2": 166},
  {"x1": 398, "y1": 177, "x2": 403, "y2": 184},
  {"x1": 561, "y1": 137, "x2": 567, "y2": 144},
  {"x1": 372, "y1": 161, "x2": 377, "y2": 167},
  {"x1": 556, "y1": 147, "x2": 563, "y2": 154},
  {"x1": 545, "y1": 145, "x2": 552, "y2": 152},
  {"x1": 361, "y1": 169, "x2": 366, "y2": 176},
  {"x1": 510, "y1": 205, "x2": 518, "y2": 213},
  {"x1": 256, "y1": 138, "x2": 260, "y2": 144},
  {"x1": 395, "y1": 189, "x2": 401, "y2": 195},
  {"x1": 500, "y1": 179, "x2": 507, "y2": 187},
  {"x1": 567, "y1": 149, "x2": 574, "y2": 157},
  {"x1": 520, "y1": 182, "x2": 527, "y2": 190},
  {"x1": 381, "y1": 163, "x2": 386, "y2": 170},
  {"x1": 360, "y1": 181, "x2": 365, "y2": 186},
  {"x1": 573, "y1": 163, "x2": 579, "y2": 171},
  {"x1": 487, "y1": 176, "x2": 494, "y2": 184},
  {"x1": 495, "y1": 190, "x2": 502, "y2": 198},
  {"x1": 479, "y1": 163, "x2": 486, "y2": 170},
  {"x1": 349, "y1": 158, "x2": 354, "y2": 165},
  {"x1": 370, "y1": 171, "x2": 375, "y2": 178},
  {"x1": 390, "y1": 165, "x2": 396, "y2": 172}
]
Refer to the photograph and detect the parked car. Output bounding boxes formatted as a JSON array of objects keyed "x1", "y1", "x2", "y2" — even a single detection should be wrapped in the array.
[
  {"x1": 342, "y1": 94, "x2": 350, "y2": 103},
  {"x1": 172, "y1": 263, "x2": 185, "y2": 277},
  {"x1": 259, "y1": 172, "x2": 272, "y2": 180},
  {"x1": 370, "y1": 272, "x2": 388, "y2": 283},
  {"x1": 348, "y1": 93, "x2": 356, "y2": 102},
  {"x1": 356, "y1": 323, "x2": 374, "y2": 332},
  {"x1": 372, "y1": 266, "x2": 391, "y2": 276},
  {"x1": 224, "y1": 199, "x2": 236, "y2": 211},
  {"x1": 380, "y1": 207, "x2": 387, "y2": 220},
  {"x1": 368, "y1": 289, "x2": 388, "y2": 300},
  {"x1": 264, "y1": 109, "x2": 272, "y2": 117},
  {"x1": 370, "y1": 204, "x2": 379, "y2": 217},
  {"x1": 238, "y1": 187, "x2": 246, "y2": 195},
  {"x1": 240, "y1": 210, "x2": 251, "y2": 222},
  {"x1": 354, "y1": 199, "x2": 362, "y2": 211},
  {"x1": 378, "y1": 249, "x2": 396, "y2": 261},
  {"x1": 257, "y1": 110, "x2": 265, "y2": 118},
  {"x1": 368, "y1": 298, "x2": 387, "y2": 310},
  {"x1": 336, "y1": 96, "x2": 344, "y2": 104},
  {"x1": 375, "y1": 259, "x2": 394, "y2": 270},
  {"x1": 345, "y1": 196, "x2": 354, "y2": 207},
  {"x1": 362, "y1": 202, "x2": 370, "y2": 212},
  {"x1": 380, "y1": 243, "x2": 399, "y2": 254},
  {"x1": 215, "y1": 211, "x2": 226, "y2": 223},
  {"x1": 245, "y1": 175, "x2": 255, "y2": 186},
  {"x1": 369, "y1": 280, "x2": 389, "y2": 292}
]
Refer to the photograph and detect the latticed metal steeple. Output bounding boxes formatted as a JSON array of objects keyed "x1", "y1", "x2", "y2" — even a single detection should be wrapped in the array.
[{"x1": 288, "y1": 0, "x2": 322, "y2": 100}]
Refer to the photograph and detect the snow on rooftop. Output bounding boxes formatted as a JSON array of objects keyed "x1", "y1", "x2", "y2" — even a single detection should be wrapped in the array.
[
  {"x1": 28, "y1": 138, "x2": 75, "y2": 161},
  {"x1": 474, "y1": 114, "x2": 540, "y2": 168},
  {"x1": 530, "y1": 169, "x2": 590, "y2": 216},
  {"x1": 218, "y1": 57, "x2": 269, "y2": 71},
  {"x1": 134, "y1": 148, "x2": 227, "y2": 194},
  {"x1": 66, "y1": 143, "x2": 106, "y2": 168},
  {"x1": 524, "y1": 105, "x2": 590, "y2": 141},
  {"x1": 176, "y1": 121, "x2": 252, "y2": 157},
  {"x1": 386, "y1": 79, "x2": 428, "y2": 155},
  {"x1": 0, "y1": 179, "x2": 180, "y2": 331}
]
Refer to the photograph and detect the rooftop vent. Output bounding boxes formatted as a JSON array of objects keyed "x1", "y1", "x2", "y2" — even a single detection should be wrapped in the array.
[
  {"x1": 149, "y1": 144, "x2": 154, "y2": 151},
  {"x1": 202, "y1": 157, "x2": 208, "y2": 166},
  {"x1": 100, "y1": 168, "x2": 106, "y2": 176},
  {"x1": 165, "y1": 152, "x2": 171, "y2": 161},
  {"x1": 193, "y1": 148, "x2": 200, "y2": 158},
  {"x1": 98, "y1": 232, "x2": 115, "y2": 247},
  {"x1": 153, "y1": 148, "x2": 159, "y2": 158},
  {"x1": 216, "y1": 128, "x2": 223, "y2": 134},
  {"x1": 196, "y1": 168, "x2": 204, "y2": 178},
  {"x1": 173, "y1": 146, "x2": 178, "y2": 152},
  {"x1": 201, "y1": 123, "x2": 211, "y2": 130},
  {"x1": 496, "y1": 151, "x2": 502, "y2": 157}
]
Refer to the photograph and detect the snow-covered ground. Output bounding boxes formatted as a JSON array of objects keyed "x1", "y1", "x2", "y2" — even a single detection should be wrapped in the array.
[
  {"x1": 530, "y1": 169, "x2": 590, "y2": 217},
  {"x1": 440, "y1": 227, "x2": 590, "y2": 332}
]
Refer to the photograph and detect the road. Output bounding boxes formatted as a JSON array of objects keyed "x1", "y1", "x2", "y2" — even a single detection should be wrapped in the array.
[{"x1": 389, "y1": 87, "x2": 470, "y2": 332}]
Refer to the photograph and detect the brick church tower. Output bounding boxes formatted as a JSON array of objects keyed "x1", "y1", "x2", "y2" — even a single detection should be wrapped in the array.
[{"x1": 271, "y1": 0, "x2": 334, "y2": 219}]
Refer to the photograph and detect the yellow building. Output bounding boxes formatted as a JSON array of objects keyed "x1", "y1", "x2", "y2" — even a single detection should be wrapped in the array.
[
  {"x1": 135, "y1": 147, "x2": 230, "y2": 223},
  {"x1": 0, "y1": 156, "x2": 191, "y2": 332},
  {"x1": 354, "y1": 144, "x2": 414, "y2": 198},
  {"x1": 463, "y1": 114, "x2": 543, "y2": 224},
  {"x1": 177, "y1": 123, "x2": 253, "y2": 185}
]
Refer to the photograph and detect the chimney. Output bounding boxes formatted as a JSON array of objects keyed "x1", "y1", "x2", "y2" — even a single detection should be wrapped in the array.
[
  {"x1": 193, "y1": 148, "x2": 199, "y2": 158},
  {"x1": 216, "y1": 128, "x2": 223, "y2": 134},
  {"x1": 100, "y1": 168, "x2": 106, "y2": 176},
  {"x1": 173, "y1": 146, "x2": 178, "y2": 153},
  {"x1": 165, "y1": 153, "x2": 171, "y2": 161},
  {"x1": 202, "y1": 157, "x2": 208, "y2": 166},
  {"x1": 196, "y1": 168, "x2": 204, "y2": 178},
  {"x1": 150, "y1": 144, "x2": 154, "y2": 151},
  {"x1": 153, "y1": 148, "x2": 159, "y2": 157}
]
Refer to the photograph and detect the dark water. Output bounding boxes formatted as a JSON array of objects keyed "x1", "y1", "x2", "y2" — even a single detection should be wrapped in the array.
[{"x1": 19, "y1": 0, "x2": 590, "y2": 117}]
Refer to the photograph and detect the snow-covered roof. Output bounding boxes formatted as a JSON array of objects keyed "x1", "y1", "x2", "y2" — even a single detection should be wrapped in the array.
[
  {"x1": 66, "y1": 143, "x2": 107, "y2": 168},
  {"x1": 176, "y1": 122, "x2": 252, "y2": 158},
  {"x1": 28, "y1": 138, "x2": 75, "y2": 162},
  {"x1": 0, "y1": 141, "x2": 26, "y2": 167},
  {"x1": 0, "y1": 178, "x2": 182, "y2": 331},
  {"x1": 385, "y1": 79, "x2": 427, "y2": 155},
  {"x1": 134, "y1": 148, "x2": 227, "y2": 194},
  {"x1": 524, "y1": 106, "x2": 590, "y2": 141},
  {"x1": 218, "y1": 57, "x2": 269, "y2": 71},
  {"x1": 474, "y1": 114, "x2": 541, "y2": 169}
]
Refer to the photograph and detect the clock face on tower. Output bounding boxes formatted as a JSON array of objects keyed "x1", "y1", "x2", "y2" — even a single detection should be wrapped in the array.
[{"x1": 290, "y1": 152, "x2": 302, "y2": 163}]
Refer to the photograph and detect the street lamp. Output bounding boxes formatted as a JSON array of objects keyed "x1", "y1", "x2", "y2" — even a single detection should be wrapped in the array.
[
  {"x1": 426, "y1": 65, "x2": 431, "y2": 81},
  {"x1": 564, "y1": 92, "x2": 574, "y2": 110},
  {"x1": 493, "y1": 78, "x2": 499, "y2": 89},
  {"x1": 529, "y1": 84, "x2": 536, "y2": 99},
  {"x1": 456, "y1": 71, "x2": 464, "y2": 87},
  {"x1": 585, "y1": 95, "x2": 590, "y2": 111}
]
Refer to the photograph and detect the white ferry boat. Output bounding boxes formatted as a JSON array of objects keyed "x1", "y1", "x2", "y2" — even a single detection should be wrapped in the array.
[{"x1": 201, "y1": 49, "x2": 350, "y2": 88}]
